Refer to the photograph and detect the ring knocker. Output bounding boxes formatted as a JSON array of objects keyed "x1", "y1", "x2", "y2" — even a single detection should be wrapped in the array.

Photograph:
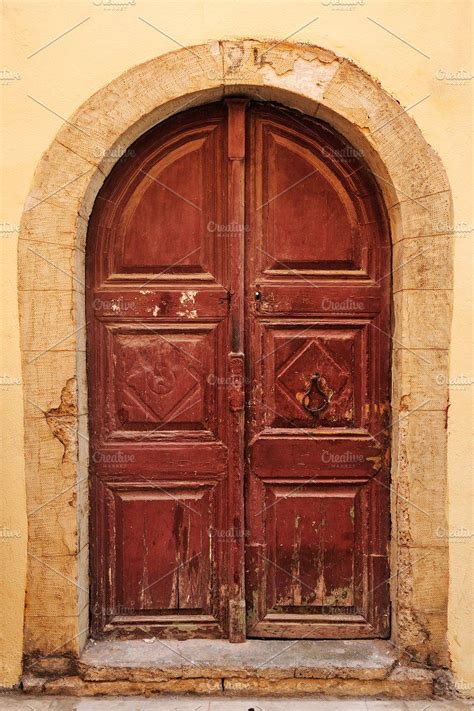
[{"x1": 302, "y1": 373, "x2": 330, "y2": 416}]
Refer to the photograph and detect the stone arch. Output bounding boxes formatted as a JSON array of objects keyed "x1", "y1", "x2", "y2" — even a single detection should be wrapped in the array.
[{"x1": 18, "y1": 40, "x2": 453, "y2": 668}]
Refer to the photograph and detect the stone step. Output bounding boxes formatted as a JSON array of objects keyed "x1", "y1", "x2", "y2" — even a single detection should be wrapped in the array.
[
  {"x1": 22, "y1": 668, "x2": 435, "y2": 699},
  {"x1": 22, "y1": 639, "x2": 436, "y2": 698},
  {"x1": 78, "y1": 639, "x2": 398, "y2": 682}
]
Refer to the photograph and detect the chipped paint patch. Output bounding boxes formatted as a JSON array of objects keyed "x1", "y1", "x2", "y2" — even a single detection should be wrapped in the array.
[
  {"x1": 177, "y1": 290, "x2": 198, "y2": 318},
  {"x1": 180, "y1": 290, "x2": 198, "y2": 304},
  {"x1": 176, "y1": 309, "x2": 198, "y2": 319},
  {"x1": 45, "y1": 378, "x2": 78, "y2": 463},
  {"x1": 259, "y1": 57, "x2": 339, "y2": 102}
]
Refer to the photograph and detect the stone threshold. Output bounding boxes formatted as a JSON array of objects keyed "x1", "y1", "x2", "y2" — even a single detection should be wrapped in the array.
[{"x1": 22, "y1": 639, "x2": 436, "y2": 698}]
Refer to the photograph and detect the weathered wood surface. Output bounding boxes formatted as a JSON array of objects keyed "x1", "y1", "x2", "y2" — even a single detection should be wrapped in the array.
[{"x1": 87, "y1": 101, "x2": 391, "y2": 641}]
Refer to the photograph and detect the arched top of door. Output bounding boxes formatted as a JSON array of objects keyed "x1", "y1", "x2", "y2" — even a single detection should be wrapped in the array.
[{"x1": 87, "y1": 101, "x2": 390, "y2": 288}]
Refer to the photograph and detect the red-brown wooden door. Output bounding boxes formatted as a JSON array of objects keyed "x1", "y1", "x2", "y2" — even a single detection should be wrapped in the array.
[
  {"x1": 87, "y1": 101, "x2": 391, "y2": 641},
  {"x1": 244, "y1": 105, "x2": 391, "y2": 638}
]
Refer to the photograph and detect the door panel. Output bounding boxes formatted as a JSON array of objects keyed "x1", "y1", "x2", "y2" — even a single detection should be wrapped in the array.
[
  {"x1": 104, "y1": 323, "x2": 222, "y2": 435},
  {"x1": 245, "y1": 105, "x2": 391, "y2": 638},
  {"x1": 87, "y1": 101, "x2": 391, "y2": 641},
  {"x1": 106, "y1": 482, "x2": 215, "y2": 613},
  {"x1": 264, "y1": 483, "x2": 361, "y2": 609},
  {"x1": 263, "y1": 133, "x2": 358, "y2": 272},
  {"x1": 109, "y1": 122, "x2": 226, "y2": 281},
  {"x1": 263, "y1": 323, "x2": 366, "y2": 429}
]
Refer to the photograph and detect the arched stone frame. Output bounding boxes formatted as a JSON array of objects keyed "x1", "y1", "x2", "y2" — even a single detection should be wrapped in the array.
[{"x1": 18, "y1": 40, "x2": 453, "y2": 670}]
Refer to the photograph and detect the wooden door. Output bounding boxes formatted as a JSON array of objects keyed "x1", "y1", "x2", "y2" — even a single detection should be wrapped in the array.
[
  {"x1": 87, "y1": 102, "x2": 247, "y2": 640},
  {"x1": 244, "y1": 105, "x2": 391, "y2": 638},
  {"x1": 87, "y1": 101, "x2": 391, "y2": 641}
]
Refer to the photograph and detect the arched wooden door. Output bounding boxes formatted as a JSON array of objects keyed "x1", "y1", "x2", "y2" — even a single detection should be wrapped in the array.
[{"x1": 87, "y1": 100, "x2": 391, "y2": 642}]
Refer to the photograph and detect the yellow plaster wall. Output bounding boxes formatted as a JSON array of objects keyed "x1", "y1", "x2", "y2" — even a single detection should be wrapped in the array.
[{"x1": 1, "y1": 0, "x2": 472, "y2": 691}]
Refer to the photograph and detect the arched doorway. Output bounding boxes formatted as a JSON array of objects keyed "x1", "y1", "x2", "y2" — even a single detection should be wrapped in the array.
[
  {"x1": 86, "y1": 100, "x2": 391, "y2": 642},
  {"x1": 18, "y1": 38, "x2": 453, "y2": 670}
]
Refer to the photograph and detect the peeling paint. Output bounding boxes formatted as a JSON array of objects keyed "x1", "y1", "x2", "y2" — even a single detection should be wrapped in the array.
[
  {"x1": 259, "y1": 57, "x2": 339, "y2": 102},
  {"x1": 177, "y1": 290, "x2": 198, "y2": 318},
  {"x1": 44, "y1": 378, "x2": 78, "y2": 463},
  {"x1": 180, "y1": 290, "x2": 198, "y2": 304}
]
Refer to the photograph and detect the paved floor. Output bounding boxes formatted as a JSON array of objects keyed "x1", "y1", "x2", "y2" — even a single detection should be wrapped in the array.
[{"x1": 0, "y1": 695, "x2": 471, "y2": 710}]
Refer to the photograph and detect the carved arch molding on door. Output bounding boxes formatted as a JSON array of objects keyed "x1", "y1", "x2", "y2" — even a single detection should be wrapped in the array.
[{"x1": 87, "y1": 100, "x2": 391, "y2": 642}]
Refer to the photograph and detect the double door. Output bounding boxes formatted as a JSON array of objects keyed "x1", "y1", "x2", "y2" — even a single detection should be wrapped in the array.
[{"x1": 87, "y1": 100, "x2": 391, "y2": 641}]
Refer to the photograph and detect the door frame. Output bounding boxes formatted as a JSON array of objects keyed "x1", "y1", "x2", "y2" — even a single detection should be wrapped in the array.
[{"x1": 18, "y1": 40, "x2": 453, "y2": 668}]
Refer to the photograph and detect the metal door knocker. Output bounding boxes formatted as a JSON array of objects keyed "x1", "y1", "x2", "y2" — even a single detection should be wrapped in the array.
[{"x1": 302, "y1": 372, "x2": 331, "y2": 416}]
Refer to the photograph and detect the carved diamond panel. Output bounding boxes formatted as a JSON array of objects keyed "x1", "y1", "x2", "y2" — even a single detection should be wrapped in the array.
[
  {"x1": 105, "y1": 326, "x2": 219, "y2": 434},
  {"x1": 117, "y1": 337, "x2": 199, "y2": 423},
  {"x1": 265, "y1": 326, "x2": 365, "y2": 428}
]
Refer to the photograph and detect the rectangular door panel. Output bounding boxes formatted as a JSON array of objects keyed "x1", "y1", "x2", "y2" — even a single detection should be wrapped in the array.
[
  {"x1": 254, "y1": 118, "x2": 373, "y2": 277},
  {"x1": 246, "y1": 480, "x2": 375, "y2": 638},
  {"x1": 112, "y1": 121, "x2": 227, "y2": 283},
  {"x1": 117, "y1": 488, "x2": 212, "y2": 612},
  {"x1": 93, "y1": 477, "x2": 226, "y2": 637}
]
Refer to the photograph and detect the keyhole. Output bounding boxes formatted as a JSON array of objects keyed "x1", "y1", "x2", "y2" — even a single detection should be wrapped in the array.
[{"x1": 255, "y1": 291, "x2": 261, "y2": 301}]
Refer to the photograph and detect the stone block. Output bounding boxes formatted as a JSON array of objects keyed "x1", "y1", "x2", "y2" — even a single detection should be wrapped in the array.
[
  {"x1": 395, "y1": 546, "x2": 449, "y2": 666},
  {"x1": 23, "y1": 414, "x2": 79, "y2": 558},
  {"x1": 221, "y1": 40, "x2": 339, "y2": 104},
  {"x1": 392, "y1": 411, "x2": 448, "y2": 547},
  {"x1": 409, "y1": 547, "x2": 449, "y2": 612},
  {"x1": 18, "y1": 242, "x2": 84, "y2": 294},
  {"x1": 23, "y1": 615, "x2": 82, "y2": 657},
  {"x1": 21, "y1": 351, "x2": 77, "y2": 419},
  {"x1": 393, "y1": 289, "x2": 452, "y2": 349},
  {"x1": 39, "y1": 675, "x2": 221, "y2": 695},
  {"x1": 78, "y1": 638, "x2": 397, "y2": 682},
  {"x1": 392, "y1": 348, "x2": 449, "y2": 413},
  {"x1": 24, "y1": 140, "x2": 103, "y2": 222},
  {"x1": 393, "y1": 236, "x2": 453, "y2": 292},
  {"x1": 389, "y1": 191, "x2": 453, "y2": 240},
  {"x1": 25, "y1": 554, "x2": 81, "y2": 619},
  {"x1": 19, "y1": 200, "x2": 82, "y2": 247},
  {"x1": 223, "y1": 668, "x2": 433, "y2": 697},
  {"x1": 19, "y1": 291, "x2": 78, "y2": 354}
]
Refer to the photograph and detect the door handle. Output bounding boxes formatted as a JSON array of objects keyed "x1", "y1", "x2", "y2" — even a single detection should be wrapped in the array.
[{"x1": 302, "y1": 373, "x2": 330, "y2": 416}]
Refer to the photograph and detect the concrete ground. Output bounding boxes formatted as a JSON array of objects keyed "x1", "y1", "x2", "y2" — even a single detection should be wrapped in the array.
[{"x1": 0, "y1": 695, "x2": 472, "y2": 710}]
